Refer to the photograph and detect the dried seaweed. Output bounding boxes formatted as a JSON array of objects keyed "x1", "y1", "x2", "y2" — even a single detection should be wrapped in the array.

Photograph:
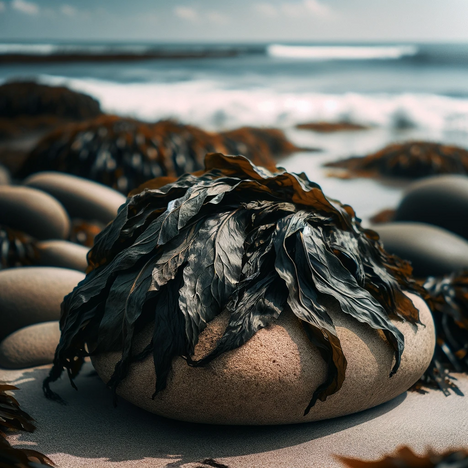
[
  {"x1": 338, "y1": 446, "x2": 468, "y2": 467},
  {"x1": 0, "y1": 383, "x2": 55, "y2": 467},
  {"x1": 325, "y1": 141, "x2": 468, "y2": 179},
  {"x1": 0, "y1": 225, "x2": 38, "y2": 270},
  {"x1": 17, "y1": 116, "x2": 302, "y2": 194},
  {"x1": 417, "y1": 270, "x2": 468, "y2": 394},
  {"x1": 297, "y1": 122, "x2": 369, "y2": 132},
  {"x1": 44, "y1": 153, "x2": 424, "y2": 414}
]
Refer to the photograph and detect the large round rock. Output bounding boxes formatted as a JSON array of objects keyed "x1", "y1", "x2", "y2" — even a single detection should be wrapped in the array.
[
  {"x1": 373, "y1": 222, "x2": 468, "y2": 278},
  {"x1": 24, "y1": 172, "x2": 127, "y2": 224},
  {"x1": 37, "y1": 240, "x2": 89, "y2": 272},
  {"x1": 0, "y1": 267, "x2": 84, "y2": 341},
  {"x1": 92, "y1": 292, "x2": 434, "y2": 425},
  {"x1": 0, "y1": 186, "x2": 70, "y2": 240},
  {"x1": 395, "y1": 175, "x2": 468, "y2": 240},
  {"x1": 0, "y1": 321, "x2": 60, "y2": 369}
]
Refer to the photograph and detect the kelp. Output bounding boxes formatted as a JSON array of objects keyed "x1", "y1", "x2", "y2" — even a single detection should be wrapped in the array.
[
  {"x1": 417, "y1": 270, "x2": 468, "y2": 394},
  {"x1": 0, "y1": 383, "x2": 54, "y2": 467},
  {"x1": 17, "y1": 116, "x2": 302, "y2": 194},
  {"x1": 339, "y1": 446, "x2": 468, "y2": 467},
  {"x1": 0, "y1": 225, "x2": 38, "y2": 270},
  {"x1": 44, "y1": 153, "x2": 424, "y2": 415},
  {"x1": 325, "y1": 141, "x2": 468, "y2": 180}
]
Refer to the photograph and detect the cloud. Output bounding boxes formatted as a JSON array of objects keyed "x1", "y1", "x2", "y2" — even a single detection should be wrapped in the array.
[
  {"x1": 11, "y1": 0, "x2": 39, "y2": 15},
  {"x1": 60, "y1": 5, "x2": 77, "y2": 17},
  {"x1": 254, "y1": 3, "x2": 279, "y2": 17},
  {"x1": 254, "y1": 0, "x2": 331, "y2": 19},
  {"x1": 174, "y1": 6, "x2": 198, "y2": 22},
  {"x1": 207, "y1": 11, "x2": 228, "y2": 24}
]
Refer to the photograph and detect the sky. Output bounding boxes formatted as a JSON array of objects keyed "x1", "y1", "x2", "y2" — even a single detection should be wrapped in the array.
[{"x1": 0, "y1": 0, "x2": 467, "y2": 43}]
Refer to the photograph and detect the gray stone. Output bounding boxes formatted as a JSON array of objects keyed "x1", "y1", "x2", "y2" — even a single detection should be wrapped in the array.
[
  {"x1": 24, "y1": 172, "x2": 127, "y2": 224},
  {"x1": 373, "y1": 222, "x2": 468, "y2": 278},
  {"x1": 395, "y1": 175, "x2": 468, "y2": 240},
  {"x1": 37, "y1": 240, "x2": 89, "y2": 272},
  {"x1": 0, "y1": 321, "x2": 60, "y2": 369},
  {"x1": 0, "y1": 267, "x2": 84, "y2": 341},
  {"x1": 0, "y1": 164, "x2": 10, "y2": 185},
  {"x1": 92, "y1": 292, "x2": 434, "y2": 425},
  {"x1": 0, "y1": 185, "x2": 70, "y2": 240}
]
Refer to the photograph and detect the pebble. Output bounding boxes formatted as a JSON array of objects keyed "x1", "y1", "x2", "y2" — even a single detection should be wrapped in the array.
[
  {"x1": 395, "y1": 175, "x2": 468, "y2": 240},
  {"x1": 0, "y1": 185, "x2": 70, "y2": 240},
  {"x1": 0, "y1": 321, "x2": 60, "y2": 369},
  {"x1": 374, "y1": 222, "x2": 468, "y2": 278},
  {"x1": 0, "y1": 267, "x2": 84, "y2": 341},
  {"x1": 36, "y1": 240, "x2": 89, "y2": 272},
  {"x1": 92, "y1": 292, "x2": 434, "y2": 425},
  {"x1": 0, "y1": 165, "x2": 10, "y2": 185},
  {"x1": 24, "y1": 172, "x2": 126, "y2": 225}
]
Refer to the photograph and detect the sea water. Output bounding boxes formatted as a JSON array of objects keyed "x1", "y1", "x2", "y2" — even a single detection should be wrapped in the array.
[{"x1": 1, "y1": 42, "x2": 468, "y2": 222}]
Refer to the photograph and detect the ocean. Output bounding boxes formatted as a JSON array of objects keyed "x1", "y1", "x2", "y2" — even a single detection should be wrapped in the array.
[{"x1": 1, "y1": 41, "x2": 468, "y2": 221}]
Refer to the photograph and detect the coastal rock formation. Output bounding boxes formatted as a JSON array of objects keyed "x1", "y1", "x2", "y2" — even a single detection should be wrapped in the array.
[
  {"x1": 0, "y1": 267, "x2": 84, "y2": 341},
  {"x1": 92, "y1": 292, "x2": 434, "y2": 425},
  {"x1": 0, "y1": 186, "x2": 70, "y2": 240},
  {"x1": 17, "y1": 116, "x2": 299, "y2": 194},
  {"x1": 0, "y1": 321, "x2": 60, "y2": 369},
  {"x1": 325, "y1": 141, "x2": 468, "y2": 179},
  {"x1": 0, "y1": 81, "x2": 101, "y2": 120},
  {"x1": 373, "y1": 222, "x2": 468, "y2": 278}
]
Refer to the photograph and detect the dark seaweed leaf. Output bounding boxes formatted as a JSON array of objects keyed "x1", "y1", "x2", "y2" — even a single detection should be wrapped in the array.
[
  {"x1": 416, "y1": 270, "x2": 468, "y2": 394},
  {"x1": 0, "y1": 384, "x2": 55, "y2": 467},
  {"x1": 44, "y1": 153, "x2": 424, "y2": 414},
  {"x1": 338, "y1": 446, "x2": 468, "y2": 467}
]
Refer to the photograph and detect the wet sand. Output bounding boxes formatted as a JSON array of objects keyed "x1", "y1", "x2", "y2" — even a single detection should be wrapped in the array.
[{"x1": 2, "y1": 362, "x2": 467, "y2": 468}]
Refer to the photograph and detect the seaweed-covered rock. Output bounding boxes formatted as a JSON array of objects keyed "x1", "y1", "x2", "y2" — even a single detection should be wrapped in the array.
[
  {"x1": 44, "y1": 154, "x2": 433, "y2": 424},
  {"x1": 325, "y1": 141, "x2": 468, "y2": 179},
  {"x1": 297, "y1": 122, "x2": 369, "y2": 132},
  {"x1": 0, "y1": 81, "x2": 101, "y2": 119},
  {"x1": 394, "y1": 175, "x2": 468, "y2": 240},
  {"x1": 17, "y1": 116, "x2": 298, "y2": 194}
]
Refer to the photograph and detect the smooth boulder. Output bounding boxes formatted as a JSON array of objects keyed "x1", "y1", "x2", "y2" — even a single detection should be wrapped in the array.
[
  {"x1": 0, "y1": 321, "x2": 60, "y2": 369},
  {"x1": 373, "y1": 222, "x2": 468, "y2": 278},
  {"x1": 92, "y1": 292, "x2": 434, "y2": 425},
  {"x1": 0, "y1": 186, "x2": 70, "y2": 240},
  {"x1": 24, "y1": 172, "x2": 127, "y2": 224},
  {"x1": 0, "y1": 267, "x2": 84, "y2": 341},
  {"x1": 0, "y1": 165, "x2": 10, "y2": 185},
  {"x1": 395, "y1": 175, "x2": 468, "y2": 240},
  {"x1": 37, "y1": 240, "x2": 89, "y2": 272}
]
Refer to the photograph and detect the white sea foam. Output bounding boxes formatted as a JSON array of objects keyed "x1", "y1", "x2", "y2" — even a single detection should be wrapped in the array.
[
  {"x1": 267, "y1": 44, "x2": 419, "y2": 60},
  {"x1": 21, "y1": 75, "x2": 468, "y2": 133}
]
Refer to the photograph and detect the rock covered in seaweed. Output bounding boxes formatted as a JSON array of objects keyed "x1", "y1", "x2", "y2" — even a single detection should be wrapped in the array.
[
  {"x1": 44, "y1": 154, "x2": 432, "y2": 424},
  {"x1": 17, "y1": 116, "x2": 299, "y2": 194},
  {"x1": 325, "y1": 141, "x2": 468, "y2": 179},
  {"x1": 0, "y1": 80, "x2": 101, "y2": 120}
]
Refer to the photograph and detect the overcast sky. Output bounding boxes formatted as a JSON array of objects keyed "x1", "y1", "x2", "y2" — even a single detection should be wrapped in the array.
[{"x1": 0, "y1": 0, "x2": 467, "y2": 43}]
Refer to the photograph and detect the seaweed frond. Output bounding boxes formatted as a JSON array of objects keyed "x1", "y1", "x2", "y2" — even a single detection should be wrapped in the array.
[{"x1": 0, "y1": 383, "x2": 55, "y2": 467}]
